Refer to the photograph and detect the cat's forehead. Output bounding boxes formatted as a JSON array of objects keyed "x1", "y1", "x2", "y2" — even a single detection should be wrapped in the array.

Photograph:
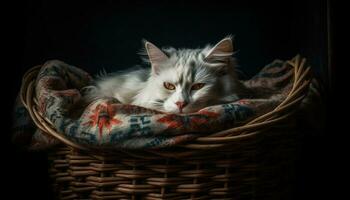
[
  {"x1": 159, "y1": 50, "x2": 214, "y2": 84},
  {"x1": 172, "y1": 49, "x2": 204, "y2": 62},
  {"x1": 171, "y1": 49, "x2": 204, "y2": 68},
  {"x1": 159, "y1": 62, "x2": 195, "y2": 84}
]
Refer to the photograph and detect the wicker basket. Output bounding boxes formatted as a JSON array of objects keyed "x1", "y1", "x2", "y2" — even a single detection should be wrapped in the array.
[{"x1": 20, "y1": 56, "x2": 311, "y2": 200}]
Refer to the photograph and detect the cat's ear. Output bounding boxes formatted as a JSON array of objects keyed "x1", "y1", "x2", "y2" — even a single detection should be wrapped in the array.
[
  {"x1": 144, "y1": 41, "x2": 169, "y2": 74},
  {"x1": 205, "y1": 36, "x2": 234, "y2": 61}
]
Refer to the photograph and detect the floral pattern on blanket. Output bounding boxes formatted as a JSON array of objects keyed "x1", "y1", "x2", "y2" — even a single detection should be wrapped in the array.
[{"x1": 12, "y1": 58, "x2": 297, "y2": 149}]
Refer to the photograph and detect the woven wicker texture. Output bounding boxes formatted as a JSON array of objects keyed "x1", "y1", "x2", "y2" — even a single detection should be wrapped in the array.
[{"x1": 20, "y1": 55, "x2": 311, "y2": 199}]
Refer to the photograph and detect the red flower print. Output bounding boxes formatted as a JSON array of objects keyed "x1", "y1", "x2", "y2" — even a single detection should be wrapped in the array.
[
  {"x1": 198, "y1": 110, "x2": 220, "y2": 118},
  {"x1": 157, "y1": 114, "x2": 183, "y2": 129},
  {"x1": 237, "y1": 99, "x2": 250, "y2": 105},
  {"x1": 157, "y1": 111, "x2": 219, "y2": 132},
  {"x1": 83, "y1": 103, "x2": 122, "y2": 139}
]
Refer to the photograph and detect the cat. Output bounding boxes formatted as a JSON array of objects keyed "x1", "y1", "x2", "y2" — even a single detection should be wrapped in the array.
[{"x1": 83, "y1": 36, "x2": 249, "y2": 114}]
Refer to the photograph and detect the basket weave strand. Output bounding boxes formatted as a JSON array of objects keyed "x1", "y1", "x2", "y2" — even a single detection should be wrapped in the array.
[{"x1": 20, "y1": 55, "x2": 311, "y2": 199}]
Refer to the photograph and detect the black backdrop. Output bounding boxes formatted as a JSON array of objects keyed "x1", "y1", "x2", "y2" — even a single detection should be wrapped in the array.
[{"x1": 5, "y1": 0, "x2": 334, "y2": 199}]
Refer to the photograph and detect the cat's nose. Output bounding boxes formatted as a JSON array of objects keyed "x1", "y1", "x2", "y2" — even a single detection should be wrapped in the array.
[{"x1": 175, "y1": 101, "x2": 187, "y2": 110}]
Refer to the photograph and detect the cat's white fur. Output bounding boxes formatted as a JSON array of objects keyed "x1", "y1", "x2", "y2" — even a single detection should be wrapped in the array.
[{"x1": 84, "y1": 36, "x2": 247, "y2": 113}]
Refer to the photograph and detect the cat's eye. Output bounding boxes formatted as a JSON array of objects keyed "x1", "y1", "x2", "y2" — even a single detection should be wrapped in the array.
[
  {"x1": 191, "y1": 83, "x2": 205, "y2": 90},
  {"x1": 163, "y1": 82, "x2": 176, "y2": 90}
]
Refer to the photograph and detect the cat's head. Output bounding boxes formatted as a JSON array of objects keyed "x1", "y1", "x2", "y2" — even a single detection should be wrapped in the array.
[{"x1": 142, "y1": 36, "x2": 236, "y2": 113}]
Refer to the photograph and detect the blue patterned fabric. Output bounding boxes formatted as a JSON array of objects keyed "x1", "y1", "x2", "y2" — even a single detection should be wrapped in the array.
[{"x1": 12, "y1": 58, "x2": 298, "y2": 150}]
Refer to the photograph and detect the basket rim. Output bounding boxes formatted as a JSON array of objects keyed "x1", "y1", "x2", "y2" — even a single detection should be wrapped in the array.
[{"x1": 19, "y1": 55, "x2": 311, "y2": 155}]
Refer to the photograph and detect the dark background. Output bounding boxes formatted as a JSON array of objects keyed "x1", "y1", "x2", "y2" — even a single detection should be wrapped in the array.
[{"x1": 5, "y1": 0, "x2": 337, "y2": 199}]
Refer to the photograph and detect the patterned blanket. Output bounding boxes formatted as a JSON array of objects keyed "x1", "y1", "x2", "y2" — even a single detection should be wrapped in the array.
[{"x1": 12, "y1": 57, "x2": 300, "y2": 150}]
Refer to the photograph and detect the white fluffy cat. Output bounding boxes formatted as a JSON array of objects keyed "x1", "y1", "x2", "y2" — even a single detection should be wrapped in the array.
[{"x1": 84, "y1": 36, "x2": 248, "y2": 113}]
